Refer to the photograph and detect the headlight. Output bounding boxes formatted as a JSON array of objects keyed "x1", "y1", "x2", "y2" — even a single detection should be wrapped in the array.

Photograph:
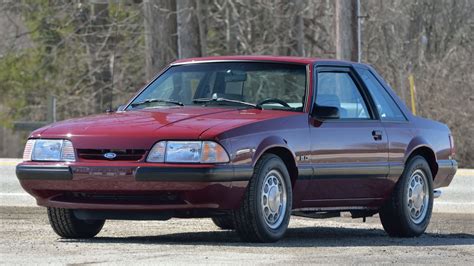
[
  {"x1": 23, "y1": 139, "x2": 76, "y2": 162},
  {"x1": 147, "y1": 141, "x2": 166, "y2": 162},
  {"x1": 166, "y1": 141, "x2": 202, "y2": 163},
  {"x1": 147, "y1": 141, "x2": 230, "y2": 163}
]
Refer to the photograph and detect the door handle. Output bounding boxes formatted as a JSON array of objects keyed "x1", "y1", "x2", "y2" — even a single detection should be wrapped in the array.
[{"x1": 372, "y1": 130, "x2": 383, "y2": 141}]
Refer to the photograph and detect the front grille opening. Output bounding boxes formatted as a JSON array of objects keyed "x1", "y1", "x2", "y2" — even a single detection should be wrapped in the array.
[
  {"x1": 77, "y1": 149, "x2": 146, "y2": 161},
  {"x1": 57, "y1": 192, "x2": 184, "y2": 205}
]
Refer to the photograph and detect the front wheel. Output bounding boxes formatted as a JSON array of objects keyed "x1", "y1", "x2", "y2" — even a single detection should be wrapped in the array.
[
  {"x1": 211, "y1": 215, "x2": 235, "y2": 230},
  {"x1": 379, "y1": 156, "x2": 434, "y2": 237},
  {"x1": 232, "y1": 154, "x2": 292, "y2": 242},
  {"x1": 47, "y1": 207, "x2": 105, "y2": 238}
]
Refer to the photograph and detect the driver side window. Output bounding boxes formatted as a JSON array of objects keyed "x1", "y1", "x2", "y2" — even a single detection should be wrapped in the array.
[{"x1": 316, "y1": 71, "x2": 370, "y2": 119}]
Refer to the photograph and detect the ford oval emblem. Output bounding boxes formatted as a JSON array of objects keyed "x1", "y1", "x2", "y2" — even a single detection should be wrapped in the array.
[{"x1": 104, "y1": 152, "x2": 117, "y2": 159}]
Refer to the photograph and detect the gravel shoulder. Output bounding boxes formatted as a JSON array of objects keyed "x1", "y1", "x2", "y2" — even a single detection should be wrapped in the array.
[{"x1": 1, "y1": 206, "x2": 472, "y2": 265}]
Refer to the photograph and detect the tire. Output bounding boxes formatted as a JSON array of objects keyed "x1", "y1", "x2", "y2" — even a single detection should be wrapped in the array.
[
  {"x1": 211, "y1": 215, "x2": 235, "y2": 230},
  {"x1": 379, "y1": 155, "x2": 434, "y2": 237},
  {"x1": 232, "y1": 154, "x2": 292, "y2": 242},
  {"x1": 47, "y1": 207, "x2": 105, "y2": 238}
]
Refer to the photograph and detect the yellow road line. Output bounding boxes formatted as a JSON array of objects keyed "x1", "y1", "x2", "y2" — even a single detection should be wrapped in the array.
[
  {"x1": 0, "y1": 162, "x2": 21, "y2": 166},
  {"x1": 455, "y1": 171, "x2": 474, "y2": 177}
]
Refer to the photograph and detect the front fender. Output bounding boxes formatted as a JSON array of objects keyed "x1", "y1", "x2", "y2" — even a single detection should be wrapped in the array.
[{"x1": 252, "y1": 136, "x2": 296, "y2": 167}]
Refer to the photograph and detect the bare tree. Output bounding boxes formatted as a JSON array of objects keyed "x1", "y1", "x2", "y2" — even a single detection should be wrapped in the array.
[
  {"x1": 196, "y1": 0, "x2": 208, "y2": 56},
  {"x1": 143, "y1": 0, "x2": 178, "y2": 80},
  {"x1": 225, "y1": 0, "x2": 239, "y2": 54},
  {"x1": 1, "y1": 0, "x2": 473, "y2": 166},
  {"x1": 177, "y1": 0, "x2": 202, "y2": 58},
  {"x1": 293, "y1": 0, "x2": 305, "y2": 56},
  {"x1": 87, "y1": 1, "x2": 113, "y2": 113}
]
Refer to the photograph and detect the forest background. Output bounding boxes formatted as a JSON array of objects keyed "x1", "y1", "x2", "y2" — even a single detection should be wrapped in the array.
[{"x1": 0, "y1": 0, "x2": 472, "y2": 166}]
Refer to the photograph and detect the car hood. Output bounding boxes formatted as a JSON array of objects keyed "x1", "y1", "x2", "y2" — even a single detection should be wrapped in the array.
[{"x1": 30, "y1": 106, "x2": 298, "y2": 149}]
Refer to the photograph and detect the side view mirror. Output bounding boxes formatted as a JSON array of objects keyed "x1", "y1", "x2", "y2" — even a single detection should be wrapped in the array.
[{"x1": 311, "y1": 105, "x2": 340, "y2": 120}]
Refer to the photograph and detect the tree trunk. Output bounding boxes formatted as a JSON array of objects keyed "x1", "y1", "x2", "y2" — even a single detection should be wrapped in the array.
[
  {"x1": 196, "y1": 0, "x2": 208, "y2": 56},
  {"x1": 176, "y1": 0, "x2": 201, "y2": 58},
  {"x1": 335, "y1": 0, "x2": 358, "y2": 61},
  {"x1": 294, "y1": 0, "x2": 305, "y2": 56},
  {"x1": 89, "y1": 1, "x2": 113, "y2": 113},
  {"x1": 143, "y1": 0, "x2": 178, "y2": 81},
  {"x1": 226, "y1": 1, "x2": 238, "y2": 54}
]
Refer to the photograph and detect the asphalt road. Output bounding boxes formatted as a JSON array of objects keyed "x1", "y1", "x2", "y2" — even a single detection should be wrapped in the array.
[{"x1": 1, "y1": 159, "x2": 473, "y2": 264}]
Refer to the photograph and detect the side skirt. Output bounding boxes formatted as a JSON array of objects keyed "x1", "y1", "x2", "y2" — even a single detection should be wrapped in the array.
[
  {"x1": 73, "y1": 209, "x2": 229, "y2": 221},
  {"x1": 292, "y1": 206, "x2": 379, "y2": 220}
]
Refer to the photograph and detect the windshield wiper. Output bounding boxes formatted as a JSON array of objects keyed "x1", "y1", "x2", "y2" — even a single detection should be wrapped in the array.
[
  {"x1": 130, "y1": 98, "x2": 184, "y2": 108},
  {"x1": 193, "y1": 96, "x2": 262, "y2": 110}
]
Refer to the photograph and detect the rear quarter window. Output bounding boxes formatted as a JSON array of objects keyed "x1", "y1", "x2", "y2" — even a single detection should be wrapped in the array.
[{"x1": 358, "y1": 68, "x2": 407, "y2": 121}]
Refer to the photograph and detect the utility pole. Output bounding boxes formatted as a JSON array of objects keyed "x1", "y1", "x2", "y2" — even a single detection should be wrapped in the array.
[
  {"x1": 335, "y1": 0, "x2": 359, "y2": 62},
  {"x1": 357, "y1": 0, "x2": 361, "y2": 62}
]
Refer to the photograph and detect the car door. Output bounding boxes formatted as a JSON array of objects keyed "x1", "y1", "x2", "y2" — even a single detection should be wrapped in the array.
[
  {"x1": 302, "y1": 65, "x2": 390, "y2": 208},
  {"x1": 355, "y1": 66, "x2": 413, "y2": 193}
]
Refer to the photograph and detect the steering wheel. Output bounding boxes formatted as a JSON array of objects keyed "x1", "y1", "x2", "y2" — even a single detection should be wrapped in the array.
[{"x1": 257, "y1": 98, "x2": 291, "y2": 108}]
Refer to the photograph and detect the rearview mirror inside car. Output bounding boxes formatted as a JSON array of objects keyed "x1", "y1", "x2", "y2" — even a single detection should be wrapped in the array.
[{"x1": 224, "y1": 70, "x2": 247, "y2": 82}]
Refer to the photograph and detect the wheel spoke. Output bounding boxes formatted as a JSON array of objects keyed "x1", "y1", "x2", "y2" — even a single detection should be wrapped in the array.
[
  {"x1": 406, "y1": 169, "x2": 430, "y2": 224},
  {"x1": 260, "y1": 169, "x2": 287, "y2": 229}
]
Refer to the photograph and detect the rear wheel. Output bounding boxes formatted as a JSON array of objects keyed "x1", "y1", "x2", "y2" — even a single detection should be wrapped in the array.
[
  {"x1": 47, "y1": 207, "x2": 105, "y2": 238},
  {"x1": 211, "y1": 215, "x2": 235, "y2": 230},
  {"x1": 380, "y1": 156, "x2": 433, "y2": 237},
  {"x1": 232, "y1": 154, "x2": 292, "y2": 242}
]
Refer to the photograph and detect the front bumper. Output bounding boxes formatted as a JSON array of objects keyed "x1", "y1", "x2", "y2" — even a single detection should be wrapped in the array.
[
  {"x1": 16, "y1": 163, "x2": 252, "y2": 211},
  {"x1": 16, "y1": 165, "x2": 72, "y2": 180}
]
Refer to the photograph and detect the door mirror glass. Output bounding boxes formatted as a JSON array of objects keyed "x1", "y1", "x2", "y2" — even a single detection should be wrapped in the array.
[{"x1": 311, "y1": 105, "x2": 340, "y2": 120}]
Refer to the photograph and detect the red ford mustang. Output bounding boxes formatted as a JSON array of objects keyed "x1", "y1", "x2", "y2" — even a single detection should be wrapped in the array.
[{"x1": 17, "y1": 56, "x2": 457, "y2": 242}]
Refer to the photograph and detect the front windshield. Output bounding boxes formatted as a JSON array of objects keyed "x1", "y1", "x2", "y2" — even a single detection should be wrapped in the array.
[{"x1": 128, "y1": 62, "x2": 307, "y2": 111}]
